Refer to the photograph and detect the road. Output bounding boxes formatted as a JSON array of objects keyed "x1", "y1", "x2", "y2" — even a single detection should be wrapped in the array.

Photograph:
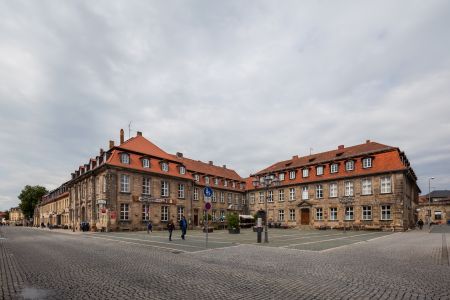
[{"x1": 1, "y1": 226, "x2": 449, "y2": 299}]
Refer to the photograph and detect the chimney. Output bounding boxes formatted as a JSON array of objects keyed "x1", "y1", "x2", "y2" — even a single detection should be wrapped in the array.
[
  {"x1": 176, "y1": 152, "x2": 183, "y2": 158},
  {"x1": 209, "y1": 161, "x2": 213, "y2": 165},
  {"x1": 109, "y1": 140, "x2": 115, "y2": 149},
  {"x1": 366, "y1": 139, "x2": 371, "y2": 143},
  {"x1": 100, "y1": 148, "x2": 104, "y2": 156},
  {"x1": 222, "y1": 165, "x2": 226, "y2": 169},
  {"x1": 137, "y1": 131, "x2": 142, "y2": 136},
  {"x1": 338, "y1": 145, "x2": 344, "y2": 150},
  {"x1": 120, "y1": 129, "x2": 124, "y2": 144},
  {"x1": 292, "y1": 155, "x2": 298, "y2": 160}
]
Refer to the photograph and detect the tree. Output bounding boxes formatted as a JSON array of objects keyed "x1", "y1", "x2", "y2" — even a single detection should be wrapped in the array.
[
  {"x1": 18, "y1": 185, "x2": 48, "y2": 219},
  {"x1": 4, "y1": 211, "x2": 9, "y2": 220}
]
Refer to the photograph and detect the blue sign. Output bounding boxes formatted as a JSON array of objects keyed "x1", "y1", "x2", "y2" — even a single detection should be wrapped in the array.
[{"x1": 204, "y1": 187, "x2": 213, "y2": 197}]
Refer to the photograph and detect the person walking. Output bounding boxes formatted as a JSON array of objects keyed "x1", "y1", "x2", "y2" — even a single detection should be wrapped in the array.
[
  {"x1": 168, "y1": 220, "x2": 175, "y2": 241},
  {"x1": 418, "y1": 219, "x2": 424, "y2": 230},
  {"x1": 147, "y1": 221, "x2": 153, "y2": 234},
  {"x1": 180, "y1": 215, "x2": 187, "y2": 240}
]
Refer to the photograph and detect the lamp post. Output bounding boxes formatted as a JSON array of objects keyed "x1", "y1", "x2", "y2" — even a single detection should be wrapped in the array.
[
  {"x1": 252, "y1": 174, "x2": 279, "y2": 243},
  {"x1": 428, "y1": 177, "x2": 435, "y2": 224}
]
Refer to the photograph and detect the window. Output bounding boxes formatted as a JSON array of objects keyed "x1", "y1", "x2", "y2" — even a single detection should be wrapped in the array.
[
  {"x1": 242, "y1": 195, "x2": 246, "y2": 205},
  {"x1": 329, "y1": 183, "x2": 337, "y2": 198},
  {"x1": 161, "y1": 206, "x2": 168, "y2": 222},
  {"x1": 287, "y1": 188, "x2": 295, "y2": 201},
  {"x1": 142, "y1": 177, "x2": 151, "y2": 195},
  {"x1": 179, "y1": 166, "x2": 186, "y2": 174},
  {"x1": 212, "y1": 191, "x2": 217, "y2": 202},
  {"x1": 316, "y1": 185, "x2": 323, "y2": 199},
  {"x1": 161, "y1": 162, "x2": 169, "y2": 172},
  {"x1": 316, "y1": 208, "x2": 323, "y2": 220},
  {"x1": 161, "y1": 181, "x2": 169, "y2": 197},
  {"x1": 235, "y1": 195, "x2": 239, "y2": 204},
  {"x1": 194, "y1": 174, "x2": 199, "y2": 182},
  {"x1": 142, "y1": 158, "x2": 150, "y2": 168},
  {"x1": 345, "y1": 207, "x2": 354, "y2": 220},
  {"x1": 302, "y1": 168, "x2": 309, "y2": 178},
  {"x1": 362, "y1": 158, "x2": 372, "y2": 168},
  {"x1": 259, "y1": 192, "x2": 264, "y2": 203},
  {"x1": 120, "y1": 203, "x2": 129, "y2": 220},
  {"x1": 330, "y1": 163, "x2": 338, "y2": 173},
  {"x1": 316, "y1": 166, "x2": 324, "y2": 176},
  {"x1": 380, "y1": 176, "x2": 391, "y2": 193},
  {"x1": 142, "y1": 204, "x2": 150, "y2": 221},
  {"x1": 330, "y1": 208, "x2": 337, "y2": 220},
  {"x1": 268, "y1": 190, "x2": 273, "y2": 202},
  {"x1": 345, "y1": 161, "x2": 354, "y2": 171},
  {"x1": 178, "y1": 184, "x2": 185, "y2": 198},
  {"x1": 344, "y1": 181, "x2": 354, "y2": 196},
  {"x1": 434, "y1": 211, "x2": 442, "y2": 220},
  {"x1": 194, "y1": 188, "x2": 199, "y2": 200},
  {"x1": 289, "y1": 209, "x2": 295, "y2": 221},
  {"x1": 250, "y1": 193, "x2": 255, "y2": 204},
  {"x1": 214, "y1": 178, "x2": 219, "y2": 185},
  {"x1": 205, "y1": 176, "x2": 210, "y2": 184},
  {"x1": 232, "y1": 182, "x2": 236, "y2": 188},
  {"x1": 227, "y1": 193, "x2": 232, "y2": 203},
  {"x1": 289, "y1": 170, "x2": 296, "y2": 180},
  {"x1": 279, "y1": 173, "x2": 285, "y2": 181},
  {"x1": 224, "y1": 180, "x2": 228, "y2": 187},
  {"x1": 177, "y1": 206, "x2": 184, "y2": 221},
  {"x1": 212, "y1": 210, "x2": 217, "y2": 221},
  {"x1": 278, "y1": 209, "x2": 285, "y2": 221},
  {"x1": 220, "y1": 192, "x2": 224, "y2": 203},
  {"x1": 102, "y1": 175, "x2": 107, "y2": 193},
  {"x1": 278, "y1": 189, "x2": 285, "y2": 202},
  {"x1": 121, "y1": 153, "x2": 130, "y2": 164},
  {"x1": 361, "y1": 178, "x2": 372, "y2": 195},
  {"x1": 381, "y1": 205, "x2": 391, "y2": 220},
  {"x1": 362, "y1": 206, "x2": 372, "y2": 220},
  {"x1": 220, "y1": 210, "x2": 225, "y2": 221},
  {"x1": 120, "y1": 174, "x2": 130, "y2": 193},
  {"x1": 302, "y1": 186, "x2": 309, "y2": 200}
]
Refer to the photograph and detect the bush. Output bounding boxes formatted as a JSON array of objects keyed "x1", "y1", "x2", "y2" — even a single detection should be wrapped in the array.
[{"x1": 227, "y1": 213, "x2": 239, "y2": 230}]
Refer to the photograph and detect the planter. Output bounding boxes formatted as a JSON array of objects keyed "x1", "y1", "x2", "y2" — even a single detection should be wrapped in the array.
[{"x1": 228, "y1": 228, "x2": 240, "y2": 234}]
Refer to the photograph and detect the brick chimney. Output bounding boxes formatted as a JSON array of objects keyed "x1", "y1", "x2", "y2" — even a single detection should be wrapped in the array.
[
  {"x1": 176, "y1": 152, "x2": 183, "y2": 158},
  {"x1": 222, "y1": 165, "x2": 226, "y2": 169},
  {"x1": 137, "y1": 131, "x2": 142, "y2": 136},
  {"x1": 292, "y1": 155, "x2": 298, "y2": 160},
  {"x1": 366, "y1": 139, "x2": 371, "y2": 143},
  {"x1": 109, "y1": 140, "x2": 115, "y2": 149},
  {"x1": 209, "y1": 161, "x2": 213, "y2": 165},
  {"x1": 99, "y1": 148, "x2": 104, "y2": 156},
  {"x1": 338, "y1": 145, "x2": 344, "y2": 150},
  {"x1": 120, "y1": 129, "x2": 124, "y2": 144}
]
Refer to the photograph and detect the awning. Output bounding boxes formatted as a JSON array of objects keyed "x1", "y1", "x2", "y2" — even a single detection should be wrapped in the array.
[
  {"x1": 239, "y1": 215, "x2": 254, "y2": 219},
  {"x1": 434, "y1": 211, "x2": 442, "y2": 215}
]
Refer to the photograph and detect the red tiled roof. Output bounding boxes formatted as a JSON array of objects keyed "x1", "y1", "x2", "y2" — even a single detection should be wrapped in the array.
[{"x1": 116, "y1": 135, "x2": 174, "y2": 161}]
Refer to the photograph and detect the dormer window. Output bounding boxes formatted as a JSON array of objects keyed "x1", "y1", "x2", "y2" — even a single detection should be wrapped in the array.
[
  {"x1": 205, "y1": 176, "x2": 210, "y2": 184},
  {"x1": 194, "y1": 174, "x2": 200, "y2": 182},
  {"x1": 289, "y1": 170, "x2": 296, "y2": 180},
  {"x1": 142, "y1": 158, "x2": 150, "y2": 168},
  {"x1": 362, "y1": 157, "x2": 372, "y2": 169},
  {"x1": 279, "y1": 173, "x2": 285, "y2": 181},
  {"x1": 330, "y1": 163, "x2": 339, "y2": 173},
  {"x1": 161, "y1": 162, "x2": 169, "y2": 172},
  {"x1": 232, "y1": 182, "x2": 236, "y2": 188},
  {"x1": 346, "y1": 160, "x2": 355, "y2": 171},
  {"x1": 121, "y1": 153, "x2": 130, "y2": 164},
  {"x1": 214, "y1": 178, "x2": 219, "y2": 185},
  {"x1": 302, "y1": 168, "x2": 309, "y2": 178},
  {"x1": 316, "y1": 166, "x2": 324, "y2": 176},
  {"x1": 224, "y1": 180, "x2": 228, "y2": 187},
  {"x1": 179, "y1": 166, "x2": 186, "y2": 174}
]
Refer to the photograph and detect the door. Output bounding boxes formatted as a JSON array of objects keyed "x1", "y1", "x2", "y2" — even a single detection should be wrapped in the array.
[
  {"x1": 301, "y1": 209, "x2": 310, "y2": 225},
  {"x1": 193, "y1": 209, "x2": 199, "y2": 226}
]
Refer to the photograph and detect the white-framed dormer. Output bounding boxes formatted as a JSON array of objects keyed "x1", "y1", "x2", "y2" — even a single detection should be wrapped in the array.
[
  {"x1": 120, "y1": 152, "x2": 130, "y2": 164},
  {"x1": 362, "y1": 157, "x2": 373, "y2": 169},
  {"x1": 141, "y1": 157, "x2": 150, "y2": 168},
  {"x1": 345, "y1": 160, "x2": 355, "y2": 171},
  {"x1": 179, "y1": 165, "x2": 186, "y2": 175},
  {"x1": 160, "y1": 161, "x2": 169, "y2": 172}
]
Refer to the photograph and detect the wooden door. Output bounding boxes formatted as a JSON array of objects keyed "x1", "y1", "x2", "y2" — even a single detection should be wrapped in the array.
[{"x1": 301, "y1": 209, "x2": 310, "y2": 225}]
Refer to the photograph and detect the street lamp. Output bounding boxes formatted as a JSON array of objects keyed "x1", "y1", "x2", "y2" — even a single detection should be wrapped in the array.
[
  {"x1": 252, "y1": 174, "x2": 280, "y2": 243},
  {"x1": 428, "y1": 177, "x2": 435, "y2": 224}
]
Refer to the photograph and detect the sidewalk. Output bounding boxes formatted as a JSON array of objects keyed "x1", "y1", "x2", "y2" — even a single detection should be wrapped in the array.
[{"x1": 0, "y1": 228, "x2": 24, "y2": 299}]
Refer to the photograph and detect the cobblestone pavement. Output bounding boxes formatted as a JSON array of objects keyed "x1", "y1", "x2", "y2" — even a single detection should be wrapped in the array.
[{"x1": 1, "y1": 226, "x2": 449, "y2": 300}]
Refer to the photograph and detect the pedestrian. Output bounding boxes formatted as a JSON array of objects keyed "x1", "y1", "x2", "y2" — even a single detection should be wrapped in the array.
[
  {"x1": 147, "y1": 221, "x2": 153, "y2": 234},
  {"x1": 168, "y1": 220, "x2": 175, "y2": 241},
  {"x1": 180, "y1": 215, "x2": 187, "y2": 240},
  {"x1": 418, "y1": 219, "x2": 424, "y2": 230}
]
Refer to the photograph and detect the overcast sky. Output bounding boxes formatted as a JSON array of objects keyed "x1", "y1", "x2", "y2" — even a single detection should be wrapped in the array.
[{"x1": 1, "y1": 1, "x2": 450, "y2": 211}]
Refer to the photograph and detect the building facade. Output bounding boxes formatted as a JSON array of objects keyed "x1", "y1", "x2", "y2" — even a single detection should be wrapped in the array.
[
  {"x1": 39, "y1": 131, "x2": 420, "y2": 232},
  {"x1": 9, "y1": 207, "x2": 24, "y2": 225},
  {"x1": 35, "y1": 183, "x2": 70, "y2": 227},
  {"x1": 416, "y1": 191, "x2": 450, "y2": 224}
]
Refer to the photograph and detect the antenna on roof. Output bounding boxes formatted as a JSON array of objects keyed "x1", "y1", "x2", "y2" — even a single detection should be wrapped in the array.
[{"x1": 128, "y1": 121, "x2": 132, "y2": 139}]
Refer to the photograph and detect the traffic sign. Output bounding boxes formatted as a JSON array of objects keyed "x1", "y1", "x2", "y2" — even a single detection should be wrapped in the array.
[
  {"x1": 205, "y1": 202, "x2": 212, "y2": 210},
  {"x1": 204, "y1": 187, "x2": 213, "y2": 197}
]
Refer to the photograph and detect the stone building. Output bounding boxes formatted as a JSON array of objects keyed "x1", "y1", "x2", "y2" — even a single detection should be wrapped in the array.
[
  {"x1": 9, "y1": 207, "x2": 24, "y2": 225},
  {"x1": 247, "y1": 141, "x2": 420, "y2": 231},
  {"x1": 35, "y1": 182, "x2": 70, "y2": 227},
  {"x1": 416, "y1": 190, "x2": 450, "y2": 224}
]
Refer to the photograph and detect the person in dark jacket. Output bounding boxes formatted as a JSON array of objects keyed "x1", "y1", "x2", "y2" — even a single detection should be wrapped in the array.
[
  {"x1": 180, "y1": 215, "x2": 187, "y2": 240},
  {"x1": 147, "y1": 221, "x2": 153, "y2": 234},
  {"x1": 167, "y1": 220, "x2": 175, "y2": 241},
  {"x1": 418, "y1": 219, "x2": 424, "y2": 230}
]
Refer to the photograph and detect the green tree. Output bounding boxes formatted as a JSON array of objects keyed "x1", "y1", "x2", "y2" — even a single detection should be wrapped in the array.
[
  {"x1": 4, "y1": 211, "x2": 9, "y2": 220},
  {"x1": 18, "y1": 185, "x2": 48, "y2": 219}
]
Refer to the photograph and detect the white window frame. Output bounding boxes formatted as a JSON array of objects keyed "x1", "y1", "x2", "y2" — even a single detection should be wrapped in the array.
[
  {"x1": 250, "y1": 193, "x2": 255, "y2": 204},
  {"x1": 330, "y1": 207, "x2": 338, "y2": 221},
  {"x1": 120, "y1": 174, "x2": 130, "y2": 193},
  {"x1": 316, "y1": 184, "x2": 323, "y2": 199},
  {"x1": 205, "y1": 176, "x2": 210, "y2": 185},
  {"x1": 161, "y1": 162, "x2": 169, "y2": 172},
  {"x1": 344, "y1": 181, "x2": 354, "y2": 196},
  {"x1": 302, "y1": 168, "x2": 309, "y2": 178},
  {"x1": 194, "y1": 188, "x2": 199, "y2": 201},
  {"x1": 232, "y1": 182, "x2": 236, "y2": 188},
  {"x1": 289, "y1": 170, "x2": 296, "y2": 180},
  {"x1": 161, "y1": 181, "x2": 169, "y2": 197},
  {"x1": 345, "y1": 206, "x2": 354, "y2": 220},
  {"x1": 142, "y1": 158, "x2": 150, "y2": 168},
  {"x1": 227, "y1": 193, "x2": 232, "y2": 203},
  {"x1": 259, "y1": 192, "x2": 264, "y2": 203},
  {"x1": 330, "y1": 163, "x2": 338, "y2": 173},
  {"x1": 289, "y1": 209, "x2": 295, "y2": 221},
  {"x1": 121, "y1": 153, "x2": 130, "y2": 164},
  {"x1": 142, "y1": 204, "x2": 150, "y2": 221},
  {"x1": 102, "y1": 175, "x2": 107, "y2": 193},
  {"x1": 316, "y1": 208, "x2": 323, "y2": 220},
  {"x1": 120, "y1": 203, "x2": 129, "y2": 220},
  {"x1": 302, "y1": 186, "x2": 309, "y2": 200},
  {"x1": 194, "y1": 174, "x2": 199, "y2": 182},
  {"x1": 361, "y1": 178, "x2": 372, "y2": 195},
  {"x1": 224, "y1": 180, "x2": 228, "y2": 187},
  {"x1": 142, "y1": 177, "x2": 151, "y2": 195},
  {"x1": 316, "y1": 166, "x2": 324, "y2": 176},
  {"x1": 179, "y1": 166, "x2": 186, "y2": 174},
  {"x1": 329, "y1": 183, "x2": 337, "y2": 198},
  {"x1": 268, "y1": 190, "x2": 273, "y2": 202},
  {"x1": 278, "y1": 189, "x2": 284, "y2": 202},
  {"x1": 381, "y1": 205, "x2": 391, "y2": 220},
  {"x1": 212, "y1": 191, "x2": 217, "y2": 202},
  {"x1": 345, "y1": 160, "x2": 354, "y2": 171},
  {"x1": 278, "y1": 209, "x2": 285, "y2": 222},
  {"x1": 362, "y1": 206, "x2": 372, "y2": 220},
  {"x1": 177, "y1": 206, "x2": 184, "y2": 221},
  {"x1": 381, "y1": 176, "x2": 392, "y2": 194},
  {"x1": 161, "y1": 206, "x2": 168, "y2": 222},
  {"x1": 178, "y1": 184, "x2": 185, "y2": 199},
  {"x1": 289, "y1": 188, "x2": 295, "y2": 201},
  {"x1": 279, "y1": 173, "x2": 285, "y2": 181},
  {"x1": 220, "y1": 192, "x2": 224, "y2": 203},
  {"x1": 362, "y1": 157, "x2": 372, "y2": 169},
  {"x1": 214, "y1": 178, "x2": 219, "y2": 185}
]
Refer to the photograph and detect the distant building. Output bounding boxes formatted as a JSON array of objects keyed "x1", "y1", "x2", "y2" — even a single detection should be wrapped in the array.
[
  {"x1": 34, "y1": 182, "x2": 70, "y2": 227},
  {"x1": 9, "y1": 207, "x2": 24, "y2": 225},
  {"x1": 417, "y1": 191, "x2": 450, "y2": 224}
]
